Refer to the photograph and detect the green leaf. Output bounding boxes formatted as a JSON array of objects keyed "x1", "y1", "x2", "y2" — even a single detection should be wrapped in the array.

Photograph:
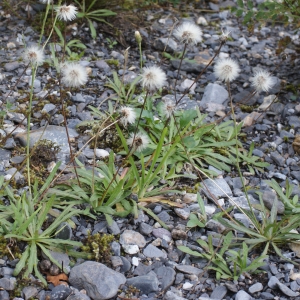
[
  {"x1": 236, "y1": 9, "x2": 244, "y2": 17},
  {"x1": 177, "y1": 246, "x2": 203, "y2": 257},
  {"x1": 237, "y1": 0, "x2": 244, "y2": 8},
  {"x1": 13, "y1": 246, "x2": 30, "y2": 276},
  {"x1": 187, "y1": 214, "x2": 205, "y2": 228},
  {"x1": 247, "y1": 0, "x2": 253, "y2": 9}
]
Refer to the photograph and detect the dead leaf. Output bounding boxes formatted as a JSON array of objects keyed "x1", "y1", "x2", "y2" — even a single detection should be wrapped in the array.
[
  {"x1": 47, "y1": 273, "x2": 68, "y2": 286},
  {"x1": 139, "y1": 196, "x2": 183, "y2": 208},
  {"x1": 289, "y1": 242, "x2": 300, "y2": 258}
]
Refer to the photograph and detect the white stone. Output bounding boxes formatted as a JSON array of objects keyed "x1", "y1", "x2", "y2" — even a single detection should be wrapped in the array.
[
  {"x1": 196, "y1": 16, "x2": 208, "y2": 26},
  {"x1": 132, "y1": 257, "x2": 139, "y2": 266},
  {"x1": 122, "y1": 244, "x2": 139, "y2": 254},
  {"x1": 182, "y1": 282, "x2": 193, "y2": 290},
  {"x1": 95, "y1": 149, "x2": 109, "y2": 158}
]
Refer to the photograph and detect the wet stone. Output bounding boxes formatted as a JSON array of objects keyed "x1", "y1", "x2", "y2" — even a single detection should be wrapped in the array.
[
  {"x1": 126, "y1": 271, "x2": 159, "y2": 294},
  {"x1": 50, "y1": 285, "x2": 72, "y2": 300}
]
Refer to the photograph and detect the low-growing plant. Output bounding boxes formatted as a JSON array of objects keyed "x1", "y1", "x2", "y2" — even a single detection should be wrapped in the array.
[
  {"x1": 178, "y1": 231, "x2": 267, "y2": 280},
  {"x1": 266, "y1": 179, "x2": 300, "y2": 213},
  {"x1": 187, "y1": 193, "x2": 206, "y2": 228},
  {"x1": 75, "y1": 0, "x2": 117, "y2": 39},
  {"x1": 0, "y1": 167, "x2": 89, "y2": 286},
  {"x1": 217, "y1": 191, "x2": 300, "y2": 258}
]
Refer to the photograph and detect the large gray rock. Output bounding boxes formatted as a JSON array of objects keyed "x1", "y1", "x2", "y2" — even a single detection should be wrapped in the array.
[
  {"x1": 69, "y1": 261, "x2": 126, "y2": 300},
  {"x1": 14, "y1": 125, "x2": 79, "y2": 154},
  {"x1": 200, "y1": 83, "x2": 228, "y2": 106}
]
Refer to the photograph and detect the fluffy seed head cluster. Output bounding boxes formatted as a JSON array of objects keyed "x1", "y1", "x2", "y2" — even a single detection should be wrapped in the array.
[
  {"x1": 61, "y1": 63, "x2": 88, "y2": 87},
  {"x1": 220, "y1": 29, "x2": 231, "y2": 42},
  {"x1": 163, "y1": 100, "x2": 176, "y2": 118},
  {"x1": 119, "y1": 106, "x2": 136, "y2": 127},
  {"x1": 214, "y1": 58, "x2": 240, "y2": 82},
  {"x1": 55, "y1": 4, "x2": 77, "y2": 21},
  {"x1": 39, "y1": 0, "x2": 52, "y2": 3},
  {"x1": 141, "y1": 66, "x2": 167, "y2": 92},
  {"x1": 250, "y1": 69, "x2": 275, "y2": 92},
  {"x1": 174, "y1": 22, "x2": 202, "y2": 45},
  {"x1": 23, "y1": 46, "x2": 44, "y2": 66},
  {"x1": 127, "y1": 132, "x2": 149, "y2": 152}
]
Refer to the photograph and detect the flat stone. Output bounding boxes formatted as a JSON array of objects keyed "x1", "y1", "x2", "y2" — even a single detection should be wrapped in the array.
[
  {"x1": 139, "y1": 222, "x2": 153, "y2": 236},
  {"x1": 174, "y1": 208, "x2": 190, "y2": 220},
  {"x1": 14, "y1": 125, "x2": 79, "y2": 154},
  {"x1": 205, "y1": 219, "x2": 226, "y2": 233},
  {"x1": 154, "y1": 266, "x2": 176, "y2": 291},
  {"x1": 262, "y1": 190, "x2": 285, "y2": 214},
  {"x1": 126, "y1": 271, "x2": 159, "y2": 294},
  {"x1": 152, "y1": 228, "x2": 172, "y2": 242},
  {"x1": 200, "y1": 178, "x2": 232, "y2": 199},
  {"x1": 153, "y1": 38, "x2": 177, "y2": 52},
  {"x1": 22, "y1": 286, "x2": 39, "y2": 300},
  {"x1": 175, "y1": 265, "x2": 202, "y2": 276},
  {"x1": 268, "y1": 276, "x2": 280, "y2": 289},
  {"x1": 164, "y1": 291, "x2": 187, "y2": 300},
  {"x1": 143, "y1": 244, "x2": 167, "y2": 258},
  {"x1": 277, "y1": 281, "x2": 299, "y2": 297},
  {"x1": 270, "y1": 151, "x2": 285, "y2": 167},
  {"x1": 210, "y1": 285, "x2": 227, "y2": 299},
  {"x1": 50, "y1": 285, "x2": 72, "y2": 300},
  {"x1": 69, "y1": 261, "x2": 126, "y2": 300},
  {"x1": 249, "y1": 282, "x2": 263, "y2": 293},
  {"x1": 200, "y1": 83, "x2": 228, "y2": 106},
  {"x1": 0, "y1": 149, "x2": 11, "y2": 160},
  {"x1": 0, "y1": 277, "x2": 16, "y2": 290},
  {"x1": 235, "y1": 290, "x2": 252, "y2": 300},
  {"x1": 119, "y1": 230, "x2": 146, "y2": 248}
]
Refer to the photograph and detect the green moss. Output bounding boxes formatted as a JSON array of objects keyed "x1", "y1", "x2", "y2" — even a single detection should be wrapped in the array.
[
  {"x1": 81, "y1": 232, "x2": 114, "y2": 264},
  {"x1": 106, "y1": 59, "x2": 119, "y2": 66}
]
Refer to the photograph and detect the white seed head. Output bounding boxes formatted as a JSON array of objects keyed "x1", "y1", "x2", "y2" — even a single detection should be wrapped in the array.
[
  {"x1": 174, "y1": 22, "x2": 202, "y2": 45},
  {"x1": 127, "y1": 132, "x2": 149, "y2": 152},
  {"x1": 39, "y1": 0, "x2": 52, "y2": 3},
  {"x1": 214, "y1": 58, "x2": 240, "y2": 82},
  {"x1": 61, "y1": 63, "x2": 88, "y2": 87},
  {"x1": 135, "y1": 31, "x2": 142, "y2": 44},
  {"x1": 23, "y1": 45, "x2": 44, "y2": 66},
  {"x1": 141, "y1": 65, "x2": 167, "y2": 92},
  {"x1": 55, "y1": 4, "x2": 77, "y2": 22},
  {"x1": 220, "y1": 29, "x2": 231, "y2": 42},
  {"x1": 250, "y1": 69, "x2": 276, "y2": 92},
  {"x1": 162, "y1": 100, "x2": 176, "y2": 118},
  {"x1": 119, "y1": 106, "x2": 136, "y2": 127}
]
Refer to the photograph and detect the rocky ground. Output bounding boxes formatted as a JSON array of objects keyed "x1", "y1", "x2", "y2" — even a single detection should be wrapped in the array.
[{"x1": 1, "y1": 0, "x2": 300, "y2": 299}]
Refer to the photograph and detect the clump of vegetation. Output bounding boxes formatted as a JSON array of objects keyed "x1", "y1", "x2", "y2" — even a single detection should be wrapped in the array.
[
  {"x1": 81, "y1": 232, "x2": 114, "y2": 264},
  {"x1": 0, "y1": 236, "x2": 22, "y2": 260}
]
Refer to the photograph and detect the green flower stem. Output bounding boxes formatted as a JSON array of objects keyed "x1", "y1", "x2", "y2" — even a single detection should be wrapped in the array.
[
  {"x1": 138, "y1": 41, "x2": 143, "y2": 69},
  {"x1": 26, "y1": 66, "x2": 37, "y2": 192}
]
